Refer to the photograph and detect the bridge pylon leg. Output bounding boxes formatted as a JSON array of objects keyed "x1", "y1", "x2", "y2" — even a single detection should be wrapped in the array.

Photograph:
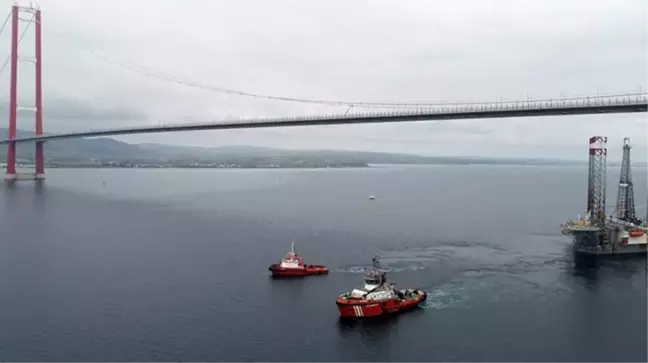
[
  {"x1": 4, "y1": 5, "x2": 18, "y2": 181},
  {"x1": 4, "y1": 142, "x2": 16, "y2": 180},
  {"x1": 35, "y1": 142, "x2": 45, "y2": 179},
  {"x1": 34, "y1": 8, "x2": 44, "y2": 180},
  {"x1": 3, "y1": 5, "x2": 45, "y2": 181}
]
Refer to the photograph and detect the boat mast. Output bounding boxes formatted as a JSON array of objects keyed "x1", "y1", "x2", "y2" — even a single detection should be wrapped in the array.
[{"x1": 372, "y1": 254, "x2": 381, "y2": 271}]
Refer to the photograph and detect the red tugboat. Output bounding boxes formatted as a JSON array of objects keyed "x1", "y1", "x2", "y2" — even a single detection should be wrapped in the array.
[
  {"x1": 268, "y1": 242, "x2": 329, "y2": 277},
  {"x1": 336, "y1": 254, "x2": 427, "y2": 318}
]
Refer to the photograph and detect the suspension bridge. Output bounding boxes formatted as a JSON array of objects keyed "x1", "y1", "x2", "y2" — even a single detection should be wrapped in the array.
[{"x1": 1, "y1": 4, "x2": 647, "y2": 180}]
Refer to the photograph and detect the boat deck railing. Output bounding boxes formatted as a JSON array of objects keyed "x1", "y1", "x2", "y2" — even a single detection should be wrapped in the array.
[{"x1": 560, "y1": 219, "x2": 602, "y2": 233}]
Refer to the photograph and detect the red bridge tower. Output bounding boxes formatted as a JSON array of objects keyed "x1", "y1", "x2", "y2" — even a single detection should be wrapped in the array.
[{"x1": 5, "y1": 3, "x2": 44, "y2": 180}]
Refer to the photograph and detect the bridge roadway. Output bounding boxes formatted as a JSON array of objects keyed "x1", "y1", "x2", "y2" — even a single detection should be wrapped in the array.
[{"x1": 1, "y1": 94, "x2": 646, "y2": 145}]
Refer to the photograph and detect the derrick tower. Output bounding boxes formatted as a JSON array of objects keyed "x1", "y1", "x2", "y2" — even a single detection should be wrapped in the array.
[
  {"x1": 587, "y1": 136, "x2": 608, "y2": 227},
  {"x1": 615, "y1": 138, "x2": 636, "y2": 223}
]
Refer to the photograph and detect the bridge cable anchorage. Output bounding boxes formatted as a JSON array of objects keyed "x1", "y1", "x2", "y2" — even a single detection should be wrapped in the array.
[
  {"x1": 27, "y1": 20, "x2": 647, "y2": 110},
  {"x1": 0, "y1": 10, "x2": 34, "y2": 76}
]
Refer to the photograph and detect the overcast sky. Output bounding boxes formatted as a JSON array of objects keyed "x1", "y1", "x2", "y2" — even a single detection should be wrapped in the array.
[{"x1": 0, "y1": 0, "x2": 646, "y2": 160}]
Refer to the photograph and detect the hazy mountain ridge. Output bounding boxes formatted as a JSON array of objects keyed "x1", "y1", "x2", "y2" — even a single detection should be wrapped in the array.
[
  {"x1": 0, "y1": 127, "x2": 621, "y2": 167},
  {"x1": 135, "y1": 141, "x2": 590, "y2": 165}
]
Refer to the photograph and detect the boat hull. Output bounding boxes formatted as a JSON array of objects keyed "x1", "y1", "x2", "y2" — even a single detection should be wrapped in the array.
[
  {"x1": 570, "y1": 229, "x2": 648, "y2": 256},
  {"x1": 269, "y1": 264, "x2": 329, "y2": 277},
  {"x1": 574, "y1": 244, "x2": 647, "y2": 256},
  {"x1": 335, "y1": 289, "x2": 427, "y2": 318}
]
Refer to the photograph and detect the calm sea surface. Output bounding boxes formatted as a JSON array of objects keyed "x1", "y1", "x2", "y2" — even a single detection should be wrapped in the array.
[{"x1": 1, "y1": 165, "x2": 646, "y2": 361}]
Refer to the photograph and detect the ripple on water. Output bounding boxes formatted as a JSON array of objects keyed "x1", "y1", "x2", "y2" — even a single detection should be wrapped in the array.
[
  {"x1": 341, "y1": 234, "x2": 579, "y2": 308},
  {"x1": 337, "y1": 239, "x2": 522, "y2": 273},
  {"x1": 336, "y1": 232, "x2": 612, "y2": 314},
  {"x1": 421, "y1": 287, "x2": 471, "y2": 310}
]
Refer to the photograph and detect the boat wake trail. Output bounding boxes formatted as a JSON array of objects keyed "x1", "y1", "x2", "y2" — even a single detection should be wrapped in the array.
[
  {"x1": 335, "y1": 240, "x2": 507, "y2": 273},
  {"x1": 335, "y1": 264, "x2": 428, "y2": 274},
  {"x1": 420, "y1": 287, "x2": 470, "y2": 310},
  {"x1": 336, "y1": 234, "x2": 574, "y2": 309}
]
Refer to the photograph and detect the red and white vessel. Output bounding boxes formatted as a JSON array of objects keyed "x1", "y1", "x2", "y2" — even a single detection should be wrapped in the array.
[
  {"x1": 268, "y1": 242, "x2": 329, "y2": 277},
  {"x1": 336, "y1": 254, "x2": 427, "y2": 318}
]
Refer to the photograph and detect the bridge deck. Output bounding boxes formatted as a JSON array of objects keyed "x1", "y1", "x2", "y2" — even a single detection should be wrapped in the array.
[{"x1": 1, "y1": 95, "x2": 646, "y2": 144}]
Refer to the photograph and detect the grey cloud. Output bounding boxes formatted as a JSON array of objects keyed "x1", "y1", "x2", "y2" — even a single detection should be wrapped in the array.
[
  {"x1": 0, "y1": 97, "x2": 146, "y2": 131},
  {"x1": 0, "y1": 0, "x2": 644, "y2": 159},
  {"x1": 39, "y1": 97, "x2": 145, "y2": 121}
]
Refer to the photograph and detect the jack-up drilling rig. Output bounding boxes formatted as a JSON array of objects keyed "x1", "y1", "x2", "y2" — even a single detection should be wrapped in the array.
[{"x1": 561, "y1": 137, "x2": 647, "y2": 256}]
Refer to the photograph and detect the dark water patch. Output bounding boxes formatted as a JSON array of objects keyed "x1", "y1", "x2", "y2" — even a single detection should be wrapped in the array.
[{"x1": 1, "y1": 166, "x2": 646, "y2": 362}]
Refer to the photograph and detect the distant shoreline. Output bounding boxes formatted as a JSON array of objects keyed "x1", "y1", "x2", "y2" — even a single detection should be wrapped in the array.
[
  {"x1": 3, "y1": 161, "x2": 646, "y2": 170},
  {"x1": 2, "y1": 127, "x2": 647, "y2": 169},
  {"x1": 4, "y1": 164, "x2": 371, "y2": 170}
]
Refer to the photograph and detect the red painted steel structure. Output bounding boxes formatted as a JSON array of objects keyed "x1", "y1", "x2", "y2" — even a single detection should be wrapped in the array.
[
  {"x1": 5, "y1": 4, "x2": 44, "y2": 180},
  {"x1": 6, "y1": 5, "x2": 19, "y2": 178},
  {"x1": 35, "y1": 8, "x2": 44, "y2": 177}
]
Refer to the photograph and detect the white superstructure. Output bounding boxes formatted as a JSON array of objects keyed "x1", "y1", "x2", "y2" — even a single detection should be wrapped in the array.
[
  {"x1": 342, "y1": 255, "x2": 398, "y2": 301},
  {"x1": 279, "y1": 241, "x2": 305, "y2": 269}
]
